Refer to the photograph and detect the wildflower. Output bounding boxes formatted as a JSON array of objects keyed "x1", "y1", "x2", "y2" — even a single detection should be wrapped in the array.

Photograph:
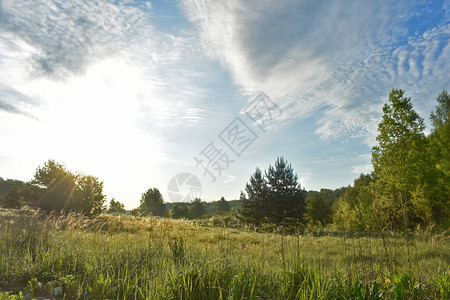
[{"x1": 385, "y1": 278, "x2": 391, "y2": 285}]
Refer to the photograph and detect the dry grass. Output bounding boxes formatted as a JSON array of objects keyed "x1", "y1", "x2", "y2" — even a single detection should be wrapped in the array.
[{"x1": 0, "y1": 208, "x2": 448, "y2": 299}]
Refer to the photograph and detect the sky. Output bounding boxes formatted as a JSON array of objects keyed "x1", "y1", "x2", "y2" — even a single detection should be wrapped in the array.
[{"x1": 0, "y1": 0, "x2": 449, "y2": 209}]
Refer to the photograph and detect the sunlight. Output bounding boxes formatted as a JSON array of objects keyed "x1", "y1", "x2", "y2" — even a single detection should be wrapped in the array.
[{"x1": 18, "y1": 58, "x2": 168, "y2": 202}]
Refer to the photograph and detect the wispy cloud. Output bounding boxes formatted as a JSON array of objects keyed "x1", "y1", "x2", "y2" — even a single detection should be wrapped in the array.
[
  {"x1": 181, "y1": 0, "x2": 450, "y2": 143},
  {"x1": 0, "y1": 0, "x2": 208, "y2": 125},
  {"x1": 0, "y1": 0, "x2": 152, "y2": 78}
]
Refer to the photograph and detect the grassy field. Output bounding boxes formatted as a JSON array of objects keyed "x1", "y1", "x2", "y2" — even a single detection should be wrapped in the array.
[{"x1": 0, "y1": 208, "x2": 448, "y2": 299}]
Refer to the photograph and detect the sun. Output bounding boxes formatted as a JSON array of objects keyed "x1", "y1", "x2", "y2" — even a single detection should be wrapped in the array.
[{"x1": 12, "y1": 58, "x2": 168, "y2": 206}]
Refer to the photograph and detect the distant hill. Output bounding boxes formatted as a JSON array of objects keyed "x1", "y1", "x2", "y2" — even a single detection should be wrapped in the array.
[{"x1": 0, "y1": 177, "x2": 25, "y2": 196}]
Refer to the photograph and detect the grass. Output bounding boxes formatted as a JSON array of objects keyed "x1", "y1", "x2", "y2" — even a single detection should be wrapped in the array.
[{"x1": 0, "y1": 208, "x2": 448, "y2": 299}]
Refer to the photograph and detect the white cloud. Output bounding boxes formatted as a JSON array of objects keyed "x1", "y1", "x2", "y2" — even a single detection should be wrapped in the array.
[
  {"x1": 0, "y1": 0, "x2": 212, "y2": 207},
  {"x1": 299, "y1": 171, "x2": 313, "y2": 188},
  {"x1": 0, "y1": 0, "x2": 152, "y2": 78},
  {"x1": 351, "y1": 164, "x2": 373, "y2": 175},
  {"x1": 181, "y1": 0, "x2": 450, "y2": 143},
  {"x1": 221, "y1": 175, "x2": 236, "y2": 184}
]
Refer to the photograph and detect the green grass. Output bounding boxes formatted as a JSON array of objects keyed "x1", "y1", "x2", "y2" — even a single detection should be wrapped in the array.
[{"x1": 0, "y1": 208, "x2": 448, "y2": 299}]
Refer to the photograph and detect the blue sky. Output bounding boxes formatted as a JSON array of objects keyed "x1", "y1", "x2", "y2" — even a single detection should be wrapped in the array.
[{"x1": 0, "y1": 0, "x2": 448, "y2": 209}]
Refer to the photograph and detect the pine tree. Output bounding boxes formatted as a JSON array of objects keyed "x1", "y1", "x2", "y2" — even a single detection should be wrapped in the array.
[
  {"x1": 265, "y1": 157, "x2": 306, "y2": 225},
  {"x1": 217, "y1": 196, "x2": 231, "y2": 212},
  {"x1": 237, "y1": 168, "x2": 267, "y2": 227}
]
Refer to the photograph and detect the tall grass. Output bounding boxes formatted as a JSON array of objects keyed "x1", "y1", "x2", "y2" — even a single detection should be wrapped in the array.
[{"x1": 0, "y1": 208, "x2": 448, "y2": 299}]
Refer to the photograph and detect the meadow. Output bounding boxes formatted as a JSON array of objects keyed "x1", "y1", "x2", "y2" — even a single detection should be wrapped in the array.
[{"x1": 0, "y1": 208, "x2": 448, "y2": 299}]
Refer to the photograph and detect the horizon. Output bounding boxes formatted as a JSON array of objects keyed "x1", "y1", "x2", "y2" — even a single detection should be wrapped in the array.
[{"x1": 1, "y1": 0, "x2": 449, "y2": 209}]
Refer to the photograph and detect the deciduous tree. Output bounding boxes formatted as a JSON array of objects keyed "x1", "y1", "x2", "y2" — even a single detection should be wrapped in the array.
[
  {"x1": 371, "y1": 89, "x2": 426, "y2": 230},
  {"x1": 140, "y1": 188, "x2": 167, "y2": 217},
  {"x1": 107, "y1": 198, "x2": 126, "y2": 214}
]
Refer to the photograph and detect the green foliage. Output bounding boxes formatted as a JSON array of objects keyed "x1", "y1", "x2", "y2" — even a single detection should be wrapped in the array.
[
  {"x1": 331, "y1": 88, "x2": 449, "y2": 232},
  {"x1": 139, "y1": 187, "x2": 167, "y2": 217},
  {"x1": 371, "y1": 89, "x2": 427, "y2": 230},
  {"x1": 27, "y1": 277, "x2": 40, "y2": 296},
  {"x1": 166, "y1": 199, "x2": 241, "y2": 215},
  {"x1": 0, "y1": 291, "x2": 23, "y2": 299},
  {"x1": 170, "y1": 203, "x2": 189, "y2": 219},
  {"x1": 27, "y1": 159, "x2": 106, "y2": 215},
  {"x1": 305, "y1": 188, "x2": 343, "y2": 227},
  {"x1": 351, "y1": 281, "x2": 383, "y2": 299},
  {"x1": 75, "y1": 175, "x2": 106, "y2": 216},
  {"x1": 237, "y1": 167, "x2": 266, "y2": 226},
  {"x1": 188, "y1": 198, "x2": 205, "y2": 219},
  {"x1": 238, "y1": 157, "x2": 306, "y2": 227},
  {"x1": 107, "y1": 198, "x2": 126, "y2": 214},
  {"x1": 0, "y1": 178, "x2": 24, "y2": 197},
  {"x1": 217, "y1": 196, "x2": 231, "y2": 212},
  {"x1": 20, "y1": 182, "x2": 40, "y2": 209},
  {"x1": 265, "y1": 157, "x2": 306, "y2": 224},
  {"x1": 168, "y1": 237, "x2": 185, "y2": 263},
  {"x1": 0, "y1": 210, "x2": 448, "y2": 299},
  {"x1": 430, "y1": 89, "x2": 449, "y2": 130},
  {"x1": 334, "y1": 174, "x2": 376, "y2": 231},
  {"x1": 1, "y1": 186, "x2": 21, "y2": 209},
  {"x1": 425, "y1": 90, "x2": 450, "y2": 226},
  {"x1": 31, "y1": 160, "x2": 78, "y2": 212}
]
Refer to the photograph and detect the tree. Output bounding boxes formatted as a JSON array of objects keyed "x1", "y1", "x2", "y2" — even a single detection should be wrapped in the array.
[
  {"x1": 430, "y1": 90, "x2": 449, "y2": 129},
  {"x1": 371, "y1": 89, "x2": 426, "y2": 230},
  {"x1": 0, "y1": 178, "x2": 24, "y2": 197},
  {"x1": 265, "y1": 157, "x2": 306, "y2": 225},
  {"x1": 237, "y1": 168, "x2": 267, "y2": 226},
  {"x1": 305, "y1": 189, "x2": 335, "y2": 226},
  {"x1": 107, "y1": 198, "x2": 126, "y2": 214},
  {"x1": 29, "y1": 159, "x2": 106, "y2": 215},
  {"x1": 21, "y1": 182, "x2": 41, "y2": 209},
  {"x1": 75, "y1": 175, "x2": 106, "y2": 216},
  {"x1": 31, "y1": 160, "x2": 78, "y2": 213},
  {"x1": 188, "y1": 198, "x2": 206, "y2": 219},
  {"x1": 423, "y1": 90, "x2": 450, "y2": 226},
  {"x1": 140, "y1": 188, "x2": 166, "y2": 217},
  {"x1": 170, "y1": 203, "x2": 189, "y2": 219},
  {"x1": 217, "y1": 196, "x2": 231, "y2": 212},
  {"x1": 430, "y1": 90, "x2": 450, "y2": 176},
  {"x1": 334, "y1": 174, "x2": 376, "y2": 231},
  {"x1": 1, "y1": 185, "x2": 21, "y2": 209}
]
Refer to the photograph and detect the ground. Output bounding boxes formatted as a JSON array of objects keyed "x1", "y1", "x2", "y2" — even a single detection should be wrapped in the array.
[{"x1": 0, "y1": 208, "x2": 448, "y2": 299}]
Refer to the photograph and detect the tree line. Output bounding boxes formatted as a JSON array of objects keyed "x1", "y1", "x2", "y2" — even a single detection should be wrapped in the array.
[
  {"x1": 335, "y1": 89, "x2": 449, "y2": 231},
  {"x1": 130, "y1": 191, "x2": 233, "y2": 220},
  {"x1": 237, "y1": 89, "x2": 449, "y2": 232},
  {"x1": 0, "y1": 160, "x2": 105, "y2": 216},
  {"x1": 0, "y1": 166, "x2": 234, "y2": 219},
  {"x1": 1, "y1": 88, "x2": 448, "y2": 232}
]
